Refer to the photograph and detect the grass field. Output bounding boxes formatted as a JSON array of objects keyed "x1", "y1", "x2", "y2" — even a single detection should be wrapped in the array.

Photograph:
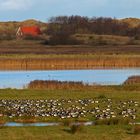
[
  {"x1": 0, "y1": 85, "x2": 139, "y2": 121},
  {"x1": 0, "y1": 125, "x2": 140, "y2": 140},
  {"x1": 0, "y1": 82, "x2": 139, "y2": 139},
  {"x1": 0, "y1": 85, "x2": 140, "y2": 100}
]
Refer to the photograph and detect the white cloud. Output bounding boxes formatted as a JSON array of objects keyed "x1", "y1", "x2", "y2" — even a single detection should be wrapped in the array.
[{"x1": 0, "y1": 0, "x2": 32, "y2": 10}]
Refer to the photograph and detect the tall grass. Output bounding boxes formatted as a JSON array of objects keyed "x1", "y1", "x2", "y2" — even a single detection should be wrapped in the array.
[
  {"x1": 28, "y1": 80, "x2": 87, "y2": 90},
  {"x1": 0, "y1": 55, "x2": 139, "y2": 70},
  {"x1": 124, "y1": 76, "x2": 140, "y2": 85},
  {"x1": 27, "y1": 80, "x2": 140, "y2": 91},
  {"x1": 70, "y1": 124, "x2": 84, "y2": 134}
]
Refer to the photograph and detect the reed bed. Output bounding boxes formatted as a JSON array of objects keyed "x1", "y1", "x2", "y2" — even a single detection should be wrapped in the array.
[
  {"x1": 28, "y1": 80, "x2": 87, "y2": 90},
  {"x1": 28, "y1": 80, "x2": 140, "y2": 90},
  {"x1": 0, "y1": 55, "x2": 139, "y2": 70},
  {"x1": 124, "y1": 76, "x2": 140, "y2": 85}
]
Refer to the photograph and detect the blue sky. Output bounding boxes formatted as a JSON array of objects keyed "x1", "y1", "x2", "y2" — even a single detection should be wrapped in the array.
[{"x1": 0, "y1": 0, "x2": 140, "y2": 21}]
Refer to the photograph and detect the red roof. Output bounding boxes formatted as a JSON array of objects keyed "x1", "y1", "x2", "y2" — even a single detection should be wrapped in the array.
[{"x1": 20, "y1": 26, "x2": 41, "y2": 36}]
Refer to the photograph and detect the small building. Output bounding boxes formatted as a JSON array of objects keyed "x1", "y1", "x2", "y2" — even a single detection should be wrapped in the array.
[{"x1": 16, "y1": 26, "x2": 41, "y2": 38}]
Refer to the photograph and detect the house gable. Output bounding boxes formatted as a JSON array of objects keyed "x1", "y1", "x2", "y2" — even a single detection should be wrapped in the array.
[{"x1": 16, "y1": 26, "x2": 41, "y2": 37}]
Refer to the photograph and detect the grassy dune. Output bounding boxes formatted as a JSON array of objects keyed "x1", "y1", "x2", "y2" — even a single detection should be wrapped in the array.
[{"x1": 75, "y1": 34, "x2": 131, "y2": 45}]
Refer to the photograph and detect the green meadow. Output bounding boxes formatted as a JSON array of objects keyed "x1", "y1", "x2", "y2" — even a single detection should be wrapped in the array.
[
  {"x1": 0, "y1": 125, "x2": 140, "y2": 140},
  {"x1": 0, "y1": 85, "x2": 139, "y2": 100}
]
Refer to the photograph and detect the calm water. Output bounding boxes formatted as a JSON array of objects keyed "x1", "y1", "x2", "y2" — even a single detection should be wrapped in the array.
[
  {"x1": 1, "y1": 122, "x2": 139, "y2": 127},
  {"x1": 1, "y1": 122, "x2": 93, "y2": 127},
  {"x1": 2, "y1": 122, "x2": 59, "y2": 127},
  {"x1": 0, "y1": 69, "x2": 140, "y2": 89}
]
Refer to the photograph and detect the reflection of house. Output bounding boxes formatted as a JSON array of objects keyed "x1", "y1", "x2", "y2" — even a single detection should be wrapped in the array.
[{"x1": 16, "y1": 26, "x2": 41, "y2": 37}]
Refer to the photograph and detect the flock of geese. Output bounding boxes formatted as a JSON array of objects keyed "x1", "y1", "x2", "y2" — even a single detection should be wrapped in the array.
[{"x1": 0, "y1": 99, "x2": 139, "y2": 120}]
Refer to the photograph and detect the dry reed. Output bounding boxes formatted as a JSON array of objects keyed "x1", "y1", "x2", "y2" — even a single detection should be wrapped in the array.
[
  {"x1": 28, "y1": 80, "x2": 87, "y2": 90},
  {"x1": 0, "y1": 56, "x2": 139, "y2": 70},
  {"x1": 124, "y1": 76, "x2": 140, "y2": 85}
]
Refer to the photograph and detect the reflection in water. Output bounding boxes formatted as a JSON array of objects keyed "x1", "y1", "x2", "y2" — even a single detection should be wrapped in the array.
[
  {"x1": 3, "y1": 122, "x2": 59, "y2": 127},
  {"x1": 1, "y1": 122, "x2": 139, "y2": 127},
  {"x1": 1, "y1": 122, "x2": 93, "y2": 127},
  {"x1": 0, "y1": 69, "x2": 139, "y2": 88}
]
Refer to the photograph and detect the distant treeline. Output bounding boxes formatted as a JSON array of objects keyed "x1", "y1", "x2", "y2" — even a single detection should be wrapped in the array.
[
  {"x1": 46, "y1": 16, "x2": 140, "y2": 45},
  {"x1": 47, "y1": 16, "x2": 140, "y2": 36}
]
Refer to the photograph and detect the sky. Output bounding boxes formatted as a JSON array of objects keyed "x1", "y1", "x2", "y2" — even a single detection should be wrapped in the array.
[{"x1": 0, "y1": 0, "x2": 140, "y2": 22}]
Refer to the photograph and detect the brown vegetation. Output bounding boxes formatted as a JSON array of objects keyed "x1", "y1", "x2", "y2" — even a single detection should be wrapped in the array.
[
  {"x1": 0, "y1": 40, "x2": 139, "y2": 70},
  {"x1": 46, "y1": 16, "x2": 140, "y2": 45},
  {"x1": 0, "y1": 40, "x2": 140, "y2": 55},
  {"x1": 74, "y1": 34, "x2": 131, "y2": 45},
  {"x1": 124, "y1": 76, "x2": 140, "y2": 85},
  {"x1": 0, "y1": 17, "x2": 140, "y2": 70},
  {"x1": 1, "y1": 17, "x2": 140, "y2": 44},
  {"x1": 0, "y1": 55, "x2": 139, "y2": 70},
  {"x1": 94, "y1": 118, "x2": 130, "y2": 125},
  {"x1": 27, "y1": 80, "x2": 140, "y2": 90},
  {"x1": 69, "y1": 124, "x2": 84, "y2": 134},
  {"x1": 28, "y1": 80, "x2": 87, "y2": 90},
  {"x1": 120, "y1": 18, "x2": 140, "y2": 27},
  {"x1": 131, "y1": 125, "x2": 140, "y2": 135}
]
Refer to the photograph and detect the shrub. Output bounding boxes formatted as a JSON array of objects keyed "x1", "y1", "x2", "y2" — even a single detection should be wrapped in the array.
[
  {"x1": 95, "y1": 119, "x2": 112, "y2": 125},
  {"x1": 23, "y1": 35, "x2": 43, "y2": 41},
  {"x1": 49, "y1": 35, "x2": 82, "y2": 45},
  {"x1": 70, "y1": 124, "x2": 84, "y2": 134},
  {"x1": 119, "y1": 118, "x2": 130, "y2": 125},
  {"x1": 0, "y1": 119, "x2": 6, "y2": 129},
  {"x1": 98, "y1": 94, "x2": 106, "y2": 99},
  {"x1": 95, "y1": 118, "x2": 130, "y2": 125},
  {"x1": 89, "y1": 36, "x2": 93, "y2": 39},
  {"x1": 126, "y1": 38, "x2": 137, "y2": 45},
  {"x1": 62, "y1": 120, "x2": 72, "y2": 126},
  {"x1": 134, "y1": 35, "x2": 140, "y2": 40},
  {"x1": 0, "y1": 34, "x2": 15, "y2": 40},
  {"x1": 133, "y1": 125, "x2": 140, "y2": 135}
]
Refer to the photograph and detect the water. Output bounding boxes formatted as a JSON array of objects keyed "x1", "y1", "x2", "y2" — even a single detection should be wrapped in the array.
[
  {"x1": 2, "y1": 122, "x2": 59, "y2": 127},
  {"x1": 1, "y1": 121, "x2": 139, "y2": 127},
  {"x1": 0, "y1": 69, "x2": 140, "y2": 89},
  {"x1": 1, "y1": 122, "x2": 93, "y2": 127}
]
